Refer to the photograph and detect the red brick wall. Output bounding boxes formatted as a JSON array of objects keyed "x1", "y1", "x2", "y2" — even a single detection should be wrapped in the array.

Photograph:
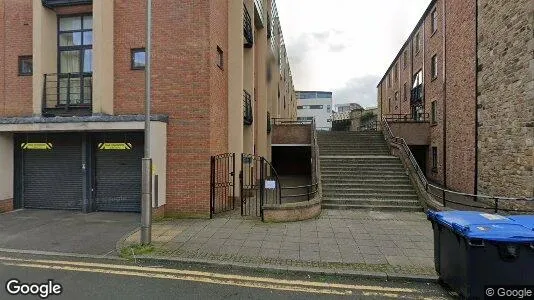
[
  {"x1": 0, "y1": 198, "x2": 13, "y2": 213},
  {"x1": 444, "y1": 0, "x2": 476, "y2": 194},
  {"x1": 114, "y1": 0, "x2": 215, "y2": 216},
  {"x1": 209, "y1": 0, "x2": 228, "y2": 156},
  {"x1": 0, "y1": 0, "x2": 33, "y2": 117}
]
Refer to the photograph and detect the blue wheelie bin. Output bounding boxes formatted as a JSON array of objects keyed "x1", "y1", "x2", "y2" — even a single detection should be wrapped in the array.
[
  {"x1": 509, "y1": 215, "x2": 534, "y2": 231},
  {"x1": 427, "y1": 211, "x2": 534, "y2": 299}
]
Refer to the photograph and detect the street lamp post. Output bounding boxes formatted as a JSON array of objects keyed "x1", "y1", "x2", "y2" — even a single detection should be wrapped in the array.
[{"x1": 141, "y1": 0, "x2": 153, "y2": 245}]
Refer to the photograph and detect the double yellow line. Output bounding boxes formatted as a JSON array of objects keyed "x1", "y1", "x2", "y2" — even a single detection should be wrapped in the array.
[{"x1": 0, "y1": 256, "x2": 427, "y2": 297}]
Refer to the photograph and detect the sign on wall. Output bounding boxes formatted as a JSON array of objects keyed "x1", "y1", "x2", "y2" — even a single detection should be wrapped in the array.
[
  {"x1": 20, "y1": 143, "x2": 53, "y2": 150},
  {"x1": 98, "y1": 143, "x2": 133, "y2": 150}
]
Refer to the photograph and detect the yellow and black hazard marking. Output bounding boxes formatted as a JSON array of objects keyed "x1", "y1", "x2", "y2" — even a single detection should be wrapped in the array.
[
  {"x1": 20, "y1": 142, "x2": 53, "y2": 150},
  {"x1": 98, "y1": 142, "x2": 133, "y2": 150}
]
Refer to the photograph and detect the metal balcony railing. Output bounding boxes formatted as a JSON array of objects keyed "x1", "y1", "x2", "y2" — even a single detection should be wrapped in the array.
[
  {"x1": 243, "y1": 4, "x2": 254, "y2": 48},
  {"x1": 42, "y1": 0, "x2": 92, "y2": 8},
  {"x1": 42, "y1": 73, "x2": 92, "y2": 116},
  {"x1": 243, "y1": 90, "x2": 253, "y2": 125},
  {"x1": 266, "y1": 112, "x2": 271, "y2": 133}
]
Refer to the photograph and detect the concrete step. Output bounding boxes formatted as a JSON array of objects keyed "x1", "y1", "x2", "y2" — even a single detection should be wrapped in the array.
[
  {"x1": 322, "y1": 183, "x2": 415, "y2": 189},
  {"x1": 321, "y1": 203, "x2": 423, "y2": 212},
  {"x1": 320, "y1": 178, "x2": 412, "y2": 185},
  {"x1": 322, "y1": 198, "x2": 421, "y2": 206},
  {"x1": 320, "y1": 165, "x2": 405, "y2": 170},
  {"x1": 319, "y1": 152, "x2": 391, "y2": 156},
  {"x1": 320, "y1": 163, "x2": 403, "y2": 168},
  {"x1": 322, "y1": 193, "x2": 418, "y2": 200},
  {"x1": 320, "y1": 169, "x2": 407, "y2": 175},
  {"x1": 321, "y1": 175, "x2": 410, "y2": 181},
  {"x1": 322, "y1": 188, "x2": 417, "y2": 196}
]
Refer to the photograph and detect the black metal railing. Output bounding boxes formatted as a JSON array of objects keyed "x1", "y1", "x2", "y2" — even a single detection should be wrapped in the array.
[
  {"x1": 243, "y1": 90, "x2": 253, "y2": 125},
  {"x1": 267, "y1": 112, "x2": 271, "y2": 133},
  {"x1": 411, "y1": 85, "x2": 423, "y2": 103},
  {"x1": 382, "y1": 117, "x2": 534, "y2": 214},
  {"x1": 272, "y1": 118, "x2": 312, "y2": 125},
  {"x1": 42, "y1": 73, "x2": 92, "y2": 115},
  {"x1": 210, "y1": 153, "x2": 236, "y2": 218},
  {"x1": 280, "y1": 183, "x2": 319, "y2": 203},
  {"x1": 243, "y1": 4, "x2": 254, "y2": 48},
  {"x1": 384, "y1": 113, "x2": 429, "y2": 122}
]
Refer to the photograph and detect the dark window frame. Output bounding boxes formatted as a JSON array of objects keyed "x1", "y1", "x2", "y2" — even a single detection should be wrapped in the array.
[
  {"x1": 131, "y1": 48, "x2": 146, "y2": 70},
  {"x1": 403, "y1": 50, "x2": 408, "y2": 69},
  {"x1": 431, "y1": 54, "x2": 438, "y2": 80},
  {"x1": 216, "y1": 46, "x2": 223, "y2": 70},
  {"x1": 57, "y1": 14, "x2": 93, "y2": 75},
  {"x1": 430, "y1": 8, "x2": 438, "y2": 34},
  {"x1": 414, "y1": 31, "x2": 421, "y2": 54},
  {"x1": 403, "y1": 82, "x2": 407, "y2": 101},
  {"x1": 18, "y1": 56, "x2": 33, "y2": 76},
  {"x1": 432, "y1": 147, "x2": 438, "y2": 172}
]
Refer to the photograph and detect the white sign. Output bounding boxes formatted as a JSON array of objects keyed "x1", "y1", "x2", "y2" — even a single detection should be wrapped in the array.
[{"x1": 265, "y1": 180, "x2": 276, "y2": 189}]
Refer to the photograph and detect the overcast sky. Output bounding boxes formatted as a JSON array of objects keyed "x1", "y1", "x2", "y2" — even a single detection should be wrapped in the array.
[{"x1": 276, "y1": 0, "x2": 431, "y2": 108}]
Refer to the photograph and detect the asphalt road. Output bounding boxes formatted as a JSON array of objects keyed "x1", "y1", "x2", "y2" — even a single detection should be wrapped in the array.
[{"x1": 0, "y1": 255, "x2": 453, "y2": 300}]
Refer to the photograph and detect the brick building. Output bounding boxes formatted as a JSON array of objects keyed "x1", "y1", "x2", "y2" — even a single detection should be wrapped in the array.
[
  {"x1": 377, "y1": 0, "x2": 533, "y2": 198},
  {"x1": 0, "y1": 0, "x2": 297, "y2": 216}
]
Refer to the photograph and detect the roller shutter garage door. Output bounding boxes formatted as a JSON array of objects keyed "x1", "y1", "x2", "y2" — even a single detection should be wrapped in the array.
[
  {"x1": 94, "y1": 133, "x2": 143, "y2": 212},
  {"x1": 21, "y1": 134, "x2": 83, "y2": 210}
]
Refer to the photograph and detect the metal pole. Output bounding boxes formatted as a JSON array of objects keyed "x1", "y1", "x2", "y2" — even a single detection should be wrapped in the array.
[{"x1": 141, "y1": 0, "x2": 152, "y2": 245}]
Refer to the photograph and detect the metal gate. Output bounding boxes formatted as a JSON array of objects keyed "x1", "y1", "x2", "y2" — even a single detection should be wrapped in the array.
[
  {"x1": 210, "y1": 153, "x2": 236, "y2": 218},
  {"x1": 240, "y1": 154, "x2": 281, "y2": 219}
]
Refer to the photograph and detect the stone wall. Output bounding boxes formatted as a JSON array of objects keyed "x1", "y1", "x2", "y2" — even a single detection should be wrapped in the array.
[{"x1": 477, "y1": 0, "x2": 534, "y2": 197}]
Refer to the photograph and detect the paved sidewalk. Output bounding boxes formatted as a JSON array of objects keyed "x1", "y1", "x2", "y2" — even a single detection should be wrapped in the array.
[{"x1": 120, "y1": 209, "x2": 435, "y2": 277}]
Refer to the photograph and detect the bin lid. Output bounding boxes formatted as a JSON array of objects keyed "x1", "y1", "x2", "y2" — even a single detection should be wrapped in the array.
[
  {"x1": 509, "y1": 215, "x2": 534, "y2": 231},
  {"x1": 427, "y1": 211, "x2": 534, "y2": 242}
]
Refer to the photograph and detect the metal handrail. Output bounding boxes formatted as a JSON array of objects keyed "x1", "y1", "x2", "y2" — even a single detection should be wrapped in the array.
[
  {"x1": 384, "y1": 113, "x2": 430, "y2": 122},
  {"x1": 382, "y1": 117, "x2": 533, "y2": 213}
]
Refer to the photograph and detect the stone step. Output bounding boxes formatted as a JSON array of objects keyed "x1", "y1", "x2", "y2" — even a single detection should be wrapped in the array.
[
  {"x1": 321, "y1": 203, "x2": 423, "y2": 212},
  {"x1": 319, "y1": 152, "x2": 391, "y2": 156},
  {"x1": 320, "y1": 178, "x2": 412, "y2": 185},
  {"x1": 320, "y1": 162, "x2": 403, "y2": 168},
  {"x1": 322, "y1": 198, "x2": 421, "y2": 206},
  {"x1": 321, "y1": 174, "x2": 410, "y2": 180},
  {"x1": 321, "y1": 165, "x2": 405, "y2": 170},
  {"x1": 320, "y1": 169, "x2": 407, "y2": 175},
  {"x1": 322, "y1": 183, "x2": 414, "y2": 189},
  {"x1": 322, "y1": 188, "x2": 417, "y2": 196},
  {"x1": 322, "y1": 193, "x2": 418, "y2": 199}
]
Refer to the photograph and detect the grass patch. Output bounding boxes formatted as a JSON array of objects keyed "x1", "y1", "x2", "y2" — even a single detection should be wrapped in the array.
[{"x1": 120, "y1": 244, "x2": 155, "y2": 260}]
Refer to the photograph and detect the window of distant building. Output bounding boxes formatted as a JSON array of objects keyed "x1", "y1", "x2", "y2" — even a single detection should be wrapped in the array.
[
  {"x1": 431, "y1": 54, "x2": 438, "y2": 80},
  {"x1": 388, "y1": 73, "x2": 391, "y2": 87},
  {"x1": 326, "y1": 105, "x2": 331, "y2": 113},
  {"x1": 131, "y1": 48, "x2": 146, "y2": 70},
  {"x1": 388, "y1": 98, "x2": 392, "y2": 112},
  {"x1": 414, "y1": 31, "x2": 421, "y2": 54},
  {"x1": 431, "y1": 8, "x2": 438, "y2": 34},
  {"x1": 309, "y1": 105, "x2": 323, "y2": 109},
  {"x1": 432, "y1": 147, "x2": 438, "y2": 172},
  {"x1": 394, "y1": 63, "x2": 398, "y2": 81},
  {"x1": 403, "y1": 50, "x2": 408, "y2": 69},
  {"x1": 403, "y1": 82, "x2": 407, "y2": 101},
  {"x1": 18, "y1": 56, "x2": 33, "y2": 76},
  {"x1": 413, "y1": 69, "x2": 423, "y2": 88},
  {"x1": 394, "y1": 92, "x2": 399, "y2": 110},
  {"x1": 431, "y1": 101, "x2": 437, "y2": 124},
  {"x1": 216, "y1": 46, "x2": 223, "y2": 69}
]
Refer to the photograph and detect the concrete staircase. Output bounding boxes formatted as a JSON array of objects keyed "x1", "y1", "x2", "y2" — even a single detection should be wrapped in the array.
[{"x1": 318, "y1": 131, "x2": 422, "y2": 212}]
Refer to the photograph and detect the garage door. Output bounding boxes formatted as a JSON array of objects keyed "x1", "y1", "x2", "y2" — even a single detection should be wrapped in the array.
[
  {"x1": 94, "y1": 133, "x2": 143, "y2": 212},
  {"x1": 21, "y1": 134, "x2": 83, "y2": 210}
]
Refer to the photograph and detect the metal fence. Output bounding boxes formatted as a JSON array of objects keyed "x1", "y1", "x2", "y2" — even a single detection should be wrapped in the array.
[
  {"x1": 382, "y1": 117, "x2": 534, "y2": 214},
  {"x1": 210, "y1": 153, "x2": 236, "y2": 218}
]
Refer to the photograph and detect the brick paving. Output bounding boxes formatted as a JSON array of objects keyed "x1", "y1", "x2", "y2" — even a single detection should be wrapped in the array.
[{"x1": 121, "y1": 209, "x2": 435, "y2": 276}]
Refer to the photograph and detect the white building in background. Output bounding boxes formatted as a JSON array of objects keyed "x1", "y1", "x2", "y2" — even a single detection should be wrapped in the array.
[{"x1": 296, "y1": 91, "x2": 333, "y2": 129}]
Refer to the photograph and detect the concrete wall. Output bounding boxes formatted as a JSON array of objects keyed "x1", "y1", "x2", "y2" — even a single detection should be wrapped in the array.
[
  {"x1": 0, "y1": 133, "x2": 14, "y2": 202},
  {"x1": 389, "y1": 122, "x2": 430, "y2": 145},
  {"x1": 477, "y1": 0, "x2": 534, "y2": 197},
  {"x1": 92, "y1": 0, "x2": 114, "y2": 115},
  {"x1": 271, "y1": 124, "x2": 311, "y2": 145},
  {"x1": 150, "y1": 122, "x2": 167, "y2": 208}
]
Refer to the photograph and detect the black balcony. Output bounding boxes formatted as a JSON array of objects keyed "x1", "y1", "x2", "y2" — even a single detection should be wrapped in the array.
[
  {"x1": 244, "y1": 5, "x2": 254, "y2": 48},
  {"x1": 411, "y1": 85, "x2": 423, "y2": 104},
  {"x1": 42, "y1": 73, "x2": 92, "y2": 117},
  {"x1": 267, "y1": 112, "x2": 271, "y2": 133},
  {"x1": 243, "y1": 90, "x2": 253, "y2": 125},
  {"x1": 42, "y1": 0, "x2": 92, "y2": 8}
]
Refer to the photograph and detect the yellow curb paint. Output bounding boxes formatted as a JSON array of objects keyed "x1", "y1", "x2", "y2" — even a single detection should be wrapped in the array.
[
  {"x1": 0, "y1": 256, "x2": 416, "y2": 294},
  {"x1": 1, "y1": 262, "x2": 352, "y2": 296}
]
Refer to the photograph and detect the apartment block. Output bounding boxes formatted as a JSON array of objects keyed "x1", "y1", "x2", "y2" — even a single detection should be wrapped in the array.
[
  {"x1": 377, "y1": 0, "x2": 533, "y2": 198},
  {"x1": 0, "y1": 0, "x2": 297, "y2": 216},
  {"x1": 296, "y1": 91, "x2": 332, "y2": 129}
]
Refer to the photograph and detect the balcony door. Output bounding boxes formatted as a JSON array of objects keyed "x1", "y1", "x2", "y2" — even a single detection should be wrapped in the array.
[{"x1": 58, "y1": 15, "x2": 93, "y2": 106}]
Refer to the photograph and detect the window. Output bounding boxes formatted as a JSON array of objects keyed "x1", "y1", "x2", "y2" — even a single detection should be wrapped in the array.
[
  {"x1": 58, "y1": 15, "x2": 93, "y2": 105},
  {"x1": 403, "y1": 50, "x2": 408, "y2": 69},
  {"x1": 394, "y1": 63, "x2": 398, "y2": 81},
  {"x1": 388, "y1": 73, "x2": 391, "y2": 87},
  {"x1": 131, "y1": 48, "x2": 146, "y2": 70},
  {"x1": 403, "y1": 82, "x2": 407, "y2": 101},
  {"x1": 394, "y1": 92, "x2": 399, "y2": 110},
  {"x1": 431, "y1": 9, "x2": 438, "y2": 33},
  {"x1": 216, "y1": 46, "x2": 223, "y2": 69},
  {"x1": 309, "y1": 105, "x2": 323, "y2": 109},
  {"x1": 326, "y1": 105, "x2": 331, "y2": 113},
  {"x1": 431, "y1": 101, "x2": 437, "y2": 124},
  {"x1": 18, "y1": 56, "x2": 32, "y2": 76},
  {"x1": 432, "y1": 147, "x2": 438, "y2": 172},
  {"x1": 388, "y1": 98, "x2": 391, "y2": 112},
  {"x1": 413, "y1": 69, "x2": 423, "y2": 88},
  {"x1": 431, "y1": 55, "x2": 438, "y2": 80},
  {"x1": 414, "y1": 31, "x2": 421, "y2": 54}
]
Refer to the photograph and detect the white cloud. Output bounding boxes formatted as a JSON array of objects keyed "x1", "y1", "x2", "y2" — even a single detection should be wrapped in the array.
[{"x1": 276, "y1": 0, "x2": 431, "y2": 107}]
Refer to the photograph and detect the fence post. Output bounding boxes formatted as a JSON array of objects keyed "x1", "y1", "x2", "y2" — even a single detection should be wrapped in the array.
[
  {"x1": 210, "y1": 156, "x2": 214, "y2": 219},
  {"x1": 307, "y1": 185, "x2": 310, "y2": 201},
  {"x1": 260, "y1": 157, "x2": 265, "y2": 221},
  {"x1": 240, "y1": 154, "x2": 244, "y2": 216},
  {"x1": 442, "y1": 189, "x2": 446, "y2": 207},
  {"x1": 231, "y1": 153, "x2": 235, "y2": 210},
  {"x1": 494, "y1": 198, "x2": 499, "y2": 213}
]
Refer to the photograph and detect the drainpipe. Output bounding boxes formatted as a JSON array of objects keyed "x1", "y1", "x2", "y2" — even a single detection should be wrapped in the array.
[{"x1": 442, "y1": 0, "x2": 447, "y2": 189}]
